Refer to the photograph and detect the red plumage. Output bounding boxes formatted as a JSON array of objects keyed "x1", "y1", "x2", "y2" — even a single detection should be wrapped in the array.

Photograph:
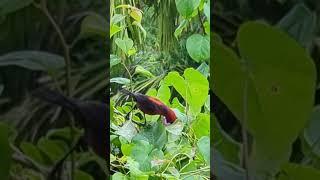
[{"x1": 121, "y1": 89, "x2": 177, "y2": 125}]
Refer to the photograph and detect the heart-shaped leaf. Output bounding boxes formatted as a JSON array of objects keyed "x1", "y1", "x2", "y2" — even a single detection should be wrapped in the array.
[
  {"x1": 186, "y1": 34, "x2": 210, "y2": 62},
  {"x1": 115, "y1": 38, "x2": 134, "y2": 55},
  {"x1": 175, "y1": 0, "x2": 200, "y2": 18}
]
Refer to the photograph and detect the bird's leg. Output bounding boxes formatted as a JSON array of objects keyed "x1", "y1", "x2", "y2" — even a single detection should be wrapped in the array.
[
  {"x1": 143, "y1": 113, "x2": 146, "y2": 125},
  {"x1": 125, "y1": 104, "x2": 136, "y2": 120}
]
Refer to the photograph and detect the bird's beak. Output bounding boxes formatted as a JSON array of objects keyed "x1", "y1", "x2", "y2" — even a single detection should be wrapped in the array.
[{"x1": 162, "y1": 116, "x2": 170, "y2": 126}]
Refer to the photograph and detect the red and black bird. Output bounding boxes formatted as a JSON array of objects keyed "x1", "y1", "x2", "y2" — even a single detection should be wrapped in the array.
[
  {"x1": 121, "y1": 89, "x2": 177, "y2": 125},
  {"x1": 33, "y1": 88, "x2": 107, "y2": 159},
  {"x1": 32, "y1": 88, "x2": 108, "y2": 179}
]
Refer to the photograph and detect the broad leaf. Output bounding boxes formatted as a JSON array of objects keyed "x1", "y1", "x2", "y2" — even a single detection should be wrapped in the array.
[
  {"x1": 0, "y1": 51, "x2": 65, "y2": 71},
  {"x1": 175, "y1": 0, "x2": 200, "y2": 18},
  {"x1": 80, "y1": 13, "x2": 108, "y2": 38},
  {"x1": 186, "y1": 34, "x2": 210, "y2": 62},
  {"x1": 115, "y1": 38, "x2": 134, "y2": 55}
]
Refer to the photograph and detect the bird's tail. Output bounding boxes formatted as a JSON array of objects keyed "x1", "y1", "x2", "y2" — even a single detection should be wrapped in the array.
[
  {"x1": 120, "y1": 89, "x2": 135, "y2": 97},
  {"x1": 31, "y1": 87, "x2": 77, "y2": 112}
]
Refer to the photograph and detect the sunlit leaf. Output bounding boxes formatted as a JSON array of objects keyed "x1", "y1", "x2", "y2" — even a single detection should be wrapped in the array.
[
  {"x1": 175, "y1": 0, "x2": 200, "y2": 18},
  {"x1": 115, "y1": 38, "x2": 134, "y2": 55},
  {"x1": 110, "y1": 77, "x2": 131, "y2": 85},
  {"x1": 115, "y1": 121, "x2": 137, "y2": 142},
  {"x1": 191, "y1": 113, "x2": 209, "y2": 139},
  {"x1": 130, "y1": 9, "x2": 142, "y2": 23},
  {"x1": 134, "y1": 65, "x2": 154, "y2": 78},
  {"x1": 110, "y1": 24, "x2": 122, "y2": 38}
]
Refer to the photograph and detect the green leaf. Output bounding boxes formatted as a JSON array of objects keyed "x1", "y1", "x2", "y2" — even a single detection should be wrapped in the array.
[
  {"x1": 157, "y1": 84, "x2": 170, "y2": 105},
  {"x1": 111, "y1": 14, "x2": 126, "y2": 24},
  {"x1": 166, "y1": 121, "x2": 184, "y2": 136},
  {"x1": 213, "y1": 21, "x2": 316, "y2": 176},
  {"x1": 37, "y1": 138, "x2": 66, "y2": 162},
  {"x1": 110, "y1": 100, "x2": 115, "y2": 123},
  {"x1": 164, "y1": 68, "x2": 209, "y2": 115},
  {"x1": 197, "y1": 136, "x2": 210, "y2": 165},
  {"x1": 191, "y1": 113, "x2": 209, "y2": 139},
  {"x1": 278, "y1": 163, "x2": 320, "y2": 180},
  {"x1": 20, "y1": 142, "x2": 46, "y2": 165},
  {"x1": 213, "y1": 114, "x2": 241, "y2": 164},
  {"x1": 74, "y1": 170, "x2": 94, "y2": 180},
  {"x1": 171, "y1": 98, "x2": 185, "y2": 113},
  {"x1": 186, "y1": 34, "x2": 210, "y2": 62},
  {"x1": 46, "y1": 127, "x2": 82, "y2": 144},
  {"x1": 115, "y1": 38, "x2": 134, "y2": 55},
  {"x1": 110, "y1": 54, "x2": 121, "y2": 68},
  {"x1": 277, "y1": 3, "x2": 316, "y2": 48},
  {"x1": 304, "y1": 106, "x2": 320, "y2": 157},
  {"x1": 133, "y1": 121, "x2": 167, "y2": 150},
  {"x1": 0, "y1": 51, "x2": 65, "y2": 71},
  {"x1": 174, "y1": 19, "x2": 188, "y2": 39},
  {"x1": 134, "y1": 65, "x2": 154, "y2": 78},
  {"x1": 204, "y1": 1, "x2": 210, "y2": 23},
  {"x1": 204, "y1": 21, "x2": 210, "y2": 35},
  {"x1": 80, "y1": 13, "x2": 108, "y2": 38},
  {"x1": 130, "y1": 140, "x2": 154, "y2": 171},
  {"x1": 238, "y1": 21, "x2": 316, "y2": 173},
  {"x1": 110, "y1": 24, "x2": 122, "y2": 38},
  {"x1": 132, "y1": 21, "x2": 147, "y2": 39},
  {"x1": 130, "y1": 9, "x2": 142, "y2": 23},
  {"x1": 0, "y1": 122, "x2": 11, "y2": 180},
  {"x1": 121, "y1": 143, "x2": 134, "y2": 156},
  {"x1": 112, "y1": 172, "x2": 128, "y2": 180},
  {"x1": 127, "y1": 48, "x2": 137, "y2": 56},
  {"x1": 183, "y1": 68, "x2": 209, "y2": 114},
  {"x1": 175, "y1": 0, "x2": 200, "y2": 18},
  {"x1": 115, "y1": 121, "x2": 137, "y2": 142},
  {"x1": 110, "y1": 77, "x2": 131, "y2": 85},
  {"x1": 0, "y1": 0, "x2": 33, "y2": 16},
  {"x1": 213, "y1": 150, "x2": 245, "y2": 180}
]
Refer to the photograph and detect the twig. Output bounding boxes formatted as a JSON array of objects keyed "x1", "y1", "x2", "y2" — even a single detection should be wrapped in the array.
[
  {"x1": 241, "y1": 61, "x2": 251, "y2": 180},
  {"x1": 34, "y1": 1, "x2": 75, "y2": 179},
  {"x1": 35, "y1": 0, "x2": 72, "y2": 95},
  {"x1": 198, "y1": 8, "x2": 205, "y2": 33}
]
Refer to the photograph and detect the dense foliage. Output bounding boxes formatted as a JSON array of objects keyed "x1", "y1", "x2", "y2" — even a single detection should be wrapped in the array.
[
  {"x1": 110, "y1": 0, "x2": 210, "y2": 179},
  {"x1": 213, "y1": 0, "x2": 320, "y2": 180},
  {"x1": 0, "y1": 0, "x2": 108, "y2": 179}
]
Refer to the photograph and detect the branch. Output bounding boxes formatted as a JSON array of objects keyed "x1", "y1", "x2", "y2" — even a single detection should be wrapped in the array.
[
  {"x1": 34, "y1": 0, "x2": 72, "y2": 96},
  {"x1": 198, "y1": 8, "x2": 206, "y2": 33}
]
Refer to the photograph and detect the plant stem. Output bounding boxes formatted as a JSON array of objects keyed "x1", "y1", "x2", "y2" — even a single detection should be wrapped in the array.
[
  {"x1": 35, "y1": 1, "x2": 74, "y2": 179},
  {"x1": 198, "y1": 8, "x2": 206, "y2": 33},
  {"x1": 36, "y1": 0, "x2": 72, "y2": 96},
  {"x1": 242, "y1": 61, "x2": 251, "y2": 180}
]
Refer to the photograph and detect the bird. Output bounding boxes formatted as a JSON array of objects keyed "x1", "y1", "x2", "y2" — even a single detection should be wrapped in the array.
[
  {"x1": 120, "y1": 89, "x2": 177, "y2": 125},
  {"x1": 31, "y1": 87, "x2": 108, "y2": 179}
]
